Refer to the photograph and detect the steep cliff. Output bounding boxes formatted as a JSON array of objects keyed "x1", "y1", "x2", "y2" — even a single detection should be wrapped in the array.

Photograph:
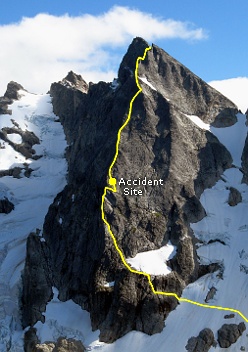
[
  {"x1": 242, "y1": 134, "x2": 248, "y2": 183},
  {"x1": 22, "y1": 37, "x2": 238, "y2": 345}
]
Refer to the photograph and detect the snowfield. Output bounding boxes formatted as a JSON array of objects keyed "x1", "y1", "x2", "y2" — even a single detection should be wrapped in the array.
[
  {"x1": 209, "y1": 77, "x2": 248, "y2": 114},
  {"x1": 0, "y1": 91, "x2": 67, "y2": 351}
]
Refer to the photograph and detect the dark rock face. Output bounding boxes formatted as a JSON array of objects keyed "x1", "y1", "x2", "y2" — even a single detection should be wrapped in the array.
[
  {"x1": 22, "y1": 37, "x2": 236, "y2": 343},
  {"x1": 217, "y1": 323, "x2": 246, "y2": 348},
  {"x1": 4, "y1": 81, "x2": 24, "y2": 100},
  {"x1": 24, "y1": 327, "x2": 39, "y2": 352},
  {"x1": 22, "y1": 234, "x2": 53, "y2": 327},
  {"x1": 0, "y1": 81, "x2": 24, "y2": 114},
  {"x1": 0, "y1": 96, "x2": 12, "y2": 115},
  {"x1": 192, "y1": 130, "x2": 233, "y2": 198},
  {"x1": 242, "y1": 133, "x2": 248, "y2": 184},
  {"x1": 137, "y1": 42, "x2": 238, "y2": 126},
  {"x1": 228, "y1": 187, "x2": 242, "y2": 206},
  {"x1": 0, "y1": 126, "x2": 40, "y2": 159},
  {"x1": 186, "y1": 328, "x2": 215, "y2": 352},
  {"x1": 224, "y1": 313, "x2": 235, "y2": 319},
  {"x1": 0, "y1": 164, "x2": 33, "y2": 179},
  {"x1": 49, "y1": 74, "x2": 88, "y2": 146},
  {"x1": 0, "y1": 197, "x2": 14, "y2": 213}
]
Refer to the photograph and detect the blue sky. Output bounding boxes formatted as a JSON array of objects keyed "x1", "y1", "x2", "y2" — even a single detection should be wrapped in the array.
[{"x1": 0, "y1": 0, "x2": 247, "y2": 94}]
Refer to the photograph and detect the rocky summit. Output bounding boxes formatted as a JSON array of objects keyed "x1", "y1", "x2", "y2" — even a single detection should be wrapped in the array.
[{"x1": 1, "y1": 37, "x2": 248, "y2": 351}]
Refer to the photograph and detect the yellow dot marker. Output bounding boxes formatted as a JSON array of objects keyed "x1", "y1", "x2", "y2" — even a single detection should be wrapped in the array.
[{"x1": 109, "y1": 177, "x2": 117, "y2": 186}]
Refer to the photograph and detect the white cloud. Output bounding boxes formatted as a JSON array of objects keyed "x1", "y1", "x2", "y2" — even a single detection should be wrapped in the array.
[
  {"x1": 209, "y1": 77, "x2": 248, "y2": 113},
  {"x1": 0, "y1": 6, "x2": 207, "y2": 94}
]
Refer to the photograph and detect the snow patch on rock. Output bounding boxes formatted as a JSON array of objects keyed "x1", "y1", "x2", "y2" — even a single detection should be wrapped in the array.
[
  {"x1": 126, "y1": 242, "x2": 176, "y2": 275},
  {"x1": 139, "y1": 76, "x2": 157, "y2": 91},
  {"x1": 185, "y1": 114, "x2": 210, "y2": 130}
]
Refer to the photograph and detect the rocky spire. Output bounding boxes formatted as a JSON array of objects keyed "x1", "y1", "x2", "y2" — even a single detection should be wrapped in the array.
[
  {"x1": 118, "y1": 37, "x2": 149, "y2": 85},
  {"x1": 62, "y1": 71, "x2": 88, "y2": 93}
]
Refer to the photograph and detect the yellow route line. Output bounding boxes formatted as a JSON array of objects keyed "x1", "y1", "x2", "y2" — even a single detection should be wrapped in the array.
[{"x1": 101, "y1": 46, "x2": 248, "y2": 323}]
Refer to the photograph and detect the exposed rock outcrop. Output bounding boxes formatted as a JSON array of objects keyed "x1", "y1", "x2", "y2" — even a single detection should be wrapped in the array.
[
  {"x1": 0, "y1": 197, "x2": 14, "y2": 213},
  {"x1": 22, "y1": 234, "x2": 53, "y2": 327},
  {"x1": 49, "y1": 71, "x2": 88, "y2": 146},
  {"x1": 186, "y1": 328, "x2": 215, "y2": 352},
  {"x1": 36, "y1": 344, "x2": 55, "y2": 352},
  {"x1": 228, "y1": 186, "x2": 242, "y2": 206},
  {"x1": 217, "y1": 322, "x2": 246, "y2": 348},
  {"x1": 22, "y1": 37, "x2": 237, "y2": 343},
  {"x1": 0, "y1": 126, "x2": 40, "y2": 159},
  {"x1": 0, "y1": 81, "x2": 40, "y2": 162},
  {"x1": 4, "y1": 81, "x2": 24, "y2": 100},
  {"x1": 24, "y1": 327, "x2": 39, "y2": 352},
  {"x1": 34, "y1": 337, "x2": 85, "y2": 352},
  {"x1": 24, "y1": 330, "x2": 86, "y2": 352},
  {"x1": 0, "y1": 164, "x2": 33, "y2": 178},
  {"x1": 224, "y1": 313, "x2": 235, "y2": 319},
  {"x1": 61, "y1": 71, "x2": 89, "y2": 93},
  {"x1": 205, "y1": 286, "x2": 217, "y2": 303},
  {"x1": 0, "y1": 81, "x2": 24, "y2": 114},
  {"x1": 242, "y1": 133, "x2": 248, "y2": 184}
]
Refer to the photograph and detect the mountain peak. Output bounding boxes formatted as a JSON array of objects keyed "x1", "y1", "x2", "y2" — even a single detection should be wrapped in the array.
[
  {"x1": 118, "y1": 37, "x2": 149, "y2": 84},
  {"x1": 62, "y1": 71, "x2": 88, "y2": 93},
  {"x1": 137, "y1": 43, "x2": 238, "y2": 126},
  {"x1": 117, "y1": 37, "x2": 237, "y2": 127}
]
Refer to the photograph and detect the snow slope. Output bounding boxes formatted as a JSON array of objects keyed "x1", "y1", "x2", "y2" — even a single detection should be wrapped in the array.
[
  {"x1": 209, "y1": 77, "x2": 248, "y2": 113},
  {"x1": 0, "y1": 91, "x2": 67, "y2": 351}
]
